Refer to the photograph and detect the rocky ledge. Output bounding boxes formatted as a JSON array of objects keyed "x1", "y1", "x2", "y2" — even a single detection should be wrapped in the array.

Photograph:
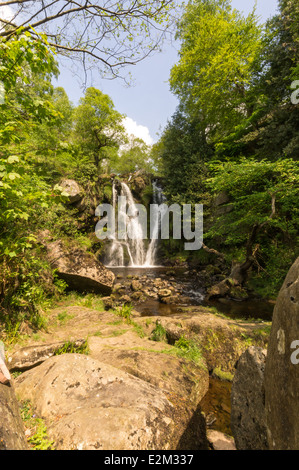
[
  {"x1": 2, "y1": 298, "x2": 272, "y2": 450},
  {"x1": 38, "y1": 231, "x2": 115, "y2": 295}
]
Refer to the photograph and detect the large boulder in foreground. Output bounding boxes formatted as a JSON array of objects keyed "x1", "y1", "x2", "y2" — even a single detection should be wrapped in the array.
[
  {"x1": 264, "y1": 257, "x2": 299, "y2": 450},
  {"x1": 230, "y1": 347, "x2": 268, "y2": 450},
  {"x1": 15, "y1": 354, "x2": 208, "y2": 450},
  {"x1": 46, "y1": 238, "x2": 114, "y2": 295},
  {"x1": 0, "y1": 383, "x2": 28, "y2": 450},
  {"x1": 88, "y1": 332, "x2": 209, "y2": 408}
]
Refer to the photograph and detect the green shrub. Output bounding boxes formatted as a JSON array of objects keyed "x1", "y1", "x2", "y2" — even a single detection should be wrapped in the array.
[
  {"x1": 174, "y1": 335, "x2": 204, "y2": 364},
  {"x1": 117, "y1": 303, "x2": 133, "y2": 321},
  {"x1": 151, "y1": 322, "x2": 167, "y2": 342},
  {"x1": 20, "y1": 400, "x2": 55, "y2": 451}
]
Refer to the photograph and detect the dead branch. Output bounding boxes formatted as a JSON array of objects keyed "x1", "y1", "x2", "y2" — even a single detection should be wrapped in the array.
[{"x1": 202, "y1": 243, "x2": 225, "y2": 260}]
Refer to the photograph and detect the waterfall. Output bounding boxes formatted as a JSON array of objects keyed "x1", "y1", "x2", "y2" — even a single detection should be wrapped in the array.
[
  {"x1": 105, "y1": 180, "x2": 165, "y2": 267},
  {"x1": 144, "y1": 180, "x2": 167, "y2": 267},
  {"x1": 105, "y1": 183, "x2": 125, "y2": 267},
  {"x1": 119, "y1": 182, "x2": 146, "y2": 267}
]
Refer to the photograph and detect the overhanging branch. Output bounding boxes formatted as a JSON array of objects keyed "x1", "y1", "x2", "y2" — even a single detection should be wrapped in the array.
[{"x1": 0, "y1": 1, "x2": 178, "y2": 79}]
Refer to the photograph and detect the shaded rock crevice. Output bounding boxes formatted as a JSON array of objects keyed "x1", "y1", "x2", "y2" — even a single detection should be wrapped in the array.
[{"x1": 0, "y1": 382, "x2": 28, "y2": 450}]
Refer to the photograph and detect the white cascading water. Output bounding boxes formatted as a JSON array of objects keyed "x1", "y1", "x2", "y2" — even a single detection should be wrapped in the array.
[
  {"x1": 144, "y1": 180, "x2": 167, "y2": 266},
  {"x1": 106, "y1": 180, "x2": 165, "y2": 267},
  {"x1": 119, "y1": 182, "x2": 146, "y2": 266},
  {"x1": 105, "y1": 183, "x2": 125, "y2": 266}
]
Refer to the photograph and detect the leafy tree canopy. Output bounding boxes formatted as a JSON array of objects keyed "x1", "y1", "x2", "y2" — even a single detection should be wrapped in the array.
[
  {"x1": 73, "y1": 87, "x2": 126, "y2": 168},
  {"x1": 169, "y1": 0, "x2": 263, "y2": 142},
  {"x1": 0, "y1": 1, "x2": 179, "y2": 80}
]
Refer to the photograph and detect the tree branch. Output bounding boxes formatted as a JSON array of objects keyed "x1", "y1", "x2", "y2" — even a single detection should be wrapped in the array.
[
  {"x1": 0, "y1": 1, "x2": 177, "y2": 79},
  {"x1": 202, "y1": 243, "x2": 225, "y2": 260}
]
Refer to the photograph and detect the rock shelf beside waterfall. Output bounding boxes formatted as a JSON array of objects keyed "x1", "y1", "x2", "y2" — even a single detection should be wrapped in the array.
[{"x1": 39, "y1": 231, "x2": 115, "y2": 295}]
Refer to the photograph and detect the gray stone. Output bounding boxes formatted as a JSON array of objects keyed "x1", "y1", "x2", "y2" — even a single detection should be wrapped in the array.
[
  {"x1": 264, "y1": 257, "x2": 299, "y2": 450},
  {"x1": 14, "y1": 354, "x2": 207, "y2": 450},
  {"x1": 119, "y1": 295, "x2": 131, "y2": 304},
  {"x1": 131, "y1": 280, "x2": 142, "y2": 292},
  {"x1": 207, "y1": 430, "x2": 236, "y2": 451},
  {"x1": 0, "y1": 382, "x2": 28, "y2": 450},
  {"x1": 158, "y1": 289, "x2": 172, "y2": 298},
  {"x1": 88, "y1": 332, "x2": 209, "y2": 409},
  {"x1": 59, "y1": 179, "x2": 82, "y2": 204},
  {"x1": 46, "y1": 239, "x2": 115, "y2": 295},
  {"x1": 231, "y1": 346, "x2": 268, "y2": 450},
  {"x1": 214, "y1": 191, "x2": 230, "y2": 207},
  {"x1": 7, "y1": 340, "x2": 86, "y2": 372},
  {"x1": 206, "y1": 279, "x2": 231, "y2": 300},
  {"x1": 102, "y1": 296, "x2": 115, "y2": 310}
]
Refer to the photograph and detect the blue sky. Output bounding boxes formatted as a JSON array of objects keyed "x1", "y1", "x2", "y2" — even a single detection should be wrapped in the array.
[{"x1": 52, "y1": 0, "x2": 279, "y2": 144}]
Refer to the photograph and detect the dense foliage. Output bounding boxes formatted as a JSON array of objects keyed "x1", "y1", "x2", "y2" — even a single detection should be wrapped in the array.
[
  {"x1": 0, "y1": 26, "x2": 152, "y2": 333},
  {"x1": 0, "y1": 0, "x2": 298, "y2": 340},
  {"x1": 0, "y1": 30, "x2": 64, "y2": 330},
  {"x1": 154, "y1": 0, "x2": 299, "y2": 296}
]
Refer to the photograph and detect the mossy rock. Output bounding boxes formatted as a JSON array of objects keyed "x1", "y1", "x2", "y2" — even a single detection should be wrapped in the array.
[
  {"x1": 212, "y1": 367, "x2": 234, "y2": 382},
  {"x1": 229, "y1": 285, "x2": 249, "y2": 300},
  {"x1": 103, "y1": 184, "x2": 113, "y2": 202},
  {"x1": 140, "y1": 185, "x2": 154, "y2": 207}
]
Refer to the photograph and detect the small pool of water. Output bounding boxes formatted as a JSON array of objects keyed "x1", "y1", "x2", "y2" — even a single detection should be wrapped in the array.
[
  {"x1": 205, "y1": 298, "x2": 274, "y2": 322},
  {"x1": 135, "y1": 298, "x2": 187, "y2": 316},
  {"x1": 136, "y1": 297, "x2": 274, "y2": 321},
  {"x1": 200, "y1": 378, "x2": 232, "y2": 436}
]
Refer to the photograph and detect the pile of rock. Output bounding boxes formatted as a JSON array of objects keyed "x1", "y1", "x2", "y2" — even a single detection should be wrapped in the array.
[{"x1": 110, "y1": 273, "x2": 192, "y2": 307}]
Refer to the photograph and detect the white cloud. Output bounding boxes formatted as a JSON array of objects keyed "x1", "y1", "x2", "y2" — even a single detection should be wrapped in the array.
[
  {"x1": 0, "y1": 5, "x2": 14, "y2": 21},
  {"x1": 122, "y1": 117, "x2": 154, "y2": 146},
  {"x1": 0, "y1": 5, "x2": 14, "y2": 31}
]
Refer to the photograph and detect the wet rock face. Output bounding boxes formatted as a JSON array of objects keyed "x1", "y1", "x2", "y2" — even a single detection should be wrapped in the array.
[
  {"x1": 0, "y1": 383, "x2": 28, "y2": 450},
  {"x1": 230, "y1": 347, "x2": 268, "y2": 450},
  {"x1": 130, "y1": 172, "x2": 150, "y2": 197},
  {"x1": 264, "y1": 257, "x2": 299, "y2": 450},
  {"x1": 132, "y1": 176, "x2": 147, "y2": 194}
]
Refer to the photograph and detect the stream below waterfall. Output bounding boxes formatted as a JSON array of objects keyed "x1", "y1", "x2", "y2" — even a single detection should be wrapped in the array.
[
  {"x1": 105, "y1": 180, "x2": 274, "y2": 321},
  {"x1": 109, "y1": 265, "x2": 274, "y2": 438},
  {"x1": 110, "y1": 266, "x2": 274, "y2": 321}
]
